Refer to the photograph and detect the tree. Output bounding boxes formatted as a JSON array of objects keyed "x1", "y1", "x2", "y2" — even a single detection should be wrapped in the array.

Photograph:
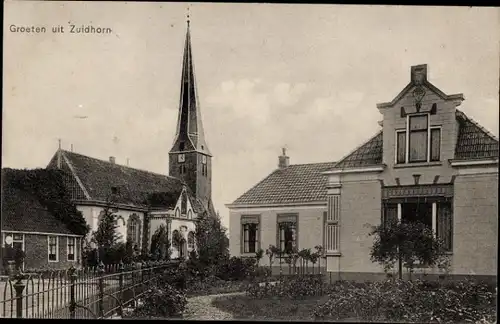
[
  {"x1": 368, "y1": 219, "x2": 450, "y2": 280},
  {"x1": 194, "y1": 211, "x2": 229, "y2": 266}
]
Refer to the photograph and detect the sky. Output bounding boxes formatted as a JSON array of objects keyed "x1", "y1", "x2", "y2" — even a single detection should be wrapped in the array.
[{"x1": 3, "y1": 2, "x2": 499, "y2": 232}]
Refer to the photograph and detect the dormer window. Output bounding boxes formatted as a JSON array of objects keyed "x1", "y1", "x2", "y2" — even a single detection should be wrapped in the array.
[
  {"x1": 396, "y1": 113, "x2": 441, "y2": 164},
  {"x1": 111, "y1": 186, "x2": 119, "y2": 195}
]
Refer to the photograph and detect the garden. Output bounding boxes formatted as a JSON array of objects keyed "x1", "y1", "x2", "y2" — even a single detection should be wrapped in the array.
[{"x1": 123, "y1": 218, "x2": 497, "y2": 323}]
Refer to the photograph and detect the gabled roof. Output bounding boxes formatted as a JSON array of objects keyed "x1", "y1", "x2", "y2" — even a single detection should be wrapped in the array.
[
  {"x1": 1, "y1": 169, "x2": 80, "y2": 235},
  {"x1": 454, "y1": 109, "x2": 499, "y2": 160},
  {"x1": 230, "y1": 162, "x2": 337, "y2": 206},
  {"x1": 46, "y1": 150, "x2": 195, "y2": 210},
  {"x1": 332, "y1": 110, "x2": 498, "y2": 169}
]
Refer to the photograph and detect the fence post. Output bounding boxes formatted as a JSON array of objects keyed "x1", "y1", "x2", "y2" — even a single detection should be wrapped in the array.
[
  {"x1": 98, "y1": 261, "x2": 105, "y2": 318},
  {"x1": 13, "y1": 273, "x2": 25, "y2": 318},
  {"x1": 69, "y1": 266, "x2": 77, "y2": 319},
  {"x1": 118, "y1": 261, "x2": 124, "y2": 317}
]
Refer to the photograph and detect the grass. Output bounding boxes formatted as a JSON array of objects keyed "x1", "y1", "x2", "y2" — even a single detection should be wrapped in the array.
[{"x1": 211, "y1": 294, "x2": 329, "y2": 321}]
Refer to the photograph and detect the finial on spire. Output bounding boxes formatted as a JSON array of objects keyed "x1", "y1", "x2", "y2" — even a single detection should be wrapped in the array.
[
  {"x1": 186, "y1": 6, "x2": 190, "y2": 27},
  {"x1": 58, "y1": 138, "x2": 61, "y2": 150}
]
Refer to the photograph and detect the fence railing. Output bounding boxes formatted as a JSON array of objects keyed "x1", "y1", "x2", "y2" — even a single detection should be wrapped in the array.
[{"x1": 1, "y1": 260, "x2": 180, "y2": 319}]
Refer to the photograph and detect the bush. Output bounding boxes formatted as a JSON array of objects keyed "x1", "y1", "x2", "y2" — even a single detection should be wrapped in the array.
[
  {"x1": 313, "y1": 279, "x2": 497, "y2": 323},
  {"x1": 216, "y1": 257, "x2": 258, "y2": 281},
  {"x1": 246, "y1": 274, "x2": 324, "y2": 300},
  {"x1": 132, "y1": 284, "x2": 187, "y2": 318}
]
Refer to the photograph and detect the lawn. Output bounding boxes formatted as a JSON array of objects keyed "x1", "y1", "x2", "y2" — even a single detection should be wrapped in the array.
[{"x1": 211, "y1": 294, "x2": 329, "y2": 321}]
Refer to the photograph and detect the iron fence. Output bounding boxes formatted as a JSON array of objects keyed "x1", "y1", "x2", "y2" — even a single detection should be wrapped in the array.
[{"x1": 1, "y1": 260, "x2": 180, "y2": 319}]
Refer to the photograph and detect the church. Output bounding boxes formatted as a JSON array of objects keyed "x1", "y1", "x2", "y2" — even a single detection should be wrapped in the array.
[{"x1": 45, "y1": 19, "x2": 216, "y2": 260}]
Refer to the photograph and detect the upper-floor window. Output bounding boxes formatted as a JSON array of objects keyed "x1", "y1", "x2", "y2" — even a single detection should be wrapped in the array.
[
  {"x1": 396, "y1": 114, "x2": 441, "y2": 164},
  {"x1": 178, "y1": 154, "x2": 185, "y2": 163},
  {"x1": 181, "y1": 192, "x2": 187, "y2": 215}
]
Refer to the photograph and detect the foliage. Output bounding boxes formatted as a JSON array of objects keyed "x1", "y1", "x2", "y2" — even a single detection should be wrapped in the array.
[
  {"x1": 150, "y1": 225, "x2": 171, "y2": 261},
  {"x1": 93, "y1": 205, "x2": 120, "y2": 249},
  {"x1": 313, "y1": 279, "x2": 497, "y2": 323},
  {"x1": 3, "y1": 168, "x2": 89, "y2": 236},
  {"x1": 255, "y1": 248, "x2": 264, "y2": 263},
  {"x1": 1, "y1": 245, "x2": 25, "y2": 271},
  {"x1": 246, "y1": 274, "x2": 324, "y2": 300},
  {"x1": 194, "y1": 211, "x2": 230, "y2": 266},
  {"x1": 185, "y1": 276, "x2": 251, "y2": 297},
  {"x1": 369, "y1": 220, "x2": 450, "y2": 278},
  {"x1": 265, "y1": 245, "x2": 280, "y2": 269},
  {"x1": 132, "y1": 284, "x2": 187, "y2": 318},
  {"x1": 216, "y1": 256, "x2": 258, "y2": 281}
]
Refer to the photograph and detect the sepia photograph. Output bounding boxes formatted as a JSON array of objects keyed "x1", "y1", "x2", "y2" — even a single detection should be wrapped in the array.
[{"x1": 2, "y1": 1, "x2": 498, "y2": 321}]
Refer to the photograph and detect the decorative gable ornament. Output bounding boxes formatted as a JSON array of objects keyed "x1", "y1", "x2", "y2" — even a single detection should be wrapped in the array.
[{"x1": 412, "y1": 85, "x2": 426, "y2": 104}]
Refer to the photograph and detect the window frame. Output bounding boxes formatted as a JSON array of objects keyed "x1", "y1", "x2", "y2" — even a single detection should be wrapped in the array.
[
  {"x1": 241, "y1": 215, "x2": 261, "y2": 255},
  {"x1": 67, "y1": 237, "x2": 77, "y2": 262},
  {"x1": 276, "y1": 214, "x2": 298, "y2": 255},
  {"x1": 48, "y1": 235, "x2": 59, "y2": 263},
  {"x1": 395, "y1": 113, "x2": 442, "y2": 164}
]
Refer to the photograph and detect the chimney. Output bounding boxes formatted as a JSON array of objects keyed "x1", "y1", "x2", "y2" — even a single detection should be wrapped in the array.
[
  {"x1": 411, "y1": 64, "x2": 428, "y2": 84},
  {"x1": 109, "y1": 156, "x2": 116, "y2": 164},
  {"x1": 70, "y1": 144, "x2": 74, "y2": 152},
  {"x1": 126, "y1": 158, "x2": 129, "y2": 166},
  {"x1": 278, "y1": 148, "x2": 290, "y2": 169}
]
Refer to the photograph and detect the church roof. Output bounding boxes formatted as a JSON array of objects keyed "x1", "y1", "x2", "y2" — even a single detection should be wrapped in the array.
[
  {"x1": 1, "y1": 168, "x2": 82, "y2": 235},
  {"x1": 333, "y1": 110, "x2": 498, "y2": 169},
  {"x1": 46, "y1": 150, "x2": 204, "y2": 212},
  {"x1": 169, "y1": 22, "x2": 211, "y2": 156},
  {"x1": 230, "y1": 162, "x2": 337, "y2": 206}
]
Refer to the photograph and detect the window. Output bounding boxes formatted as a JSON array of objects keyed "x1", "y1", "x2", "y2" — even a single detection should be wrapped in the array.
[
  {"x1": 382, "y1": 199, "x2": 453, "y2": 253},
  {"x1": 67, "y1": 237, "x2": 76, "y2": 261},
  {"x1": 178, "y1": 154, "x2": 185, "y2": 163},
  {"x1": 395, "y1": 114, "x2": 441, "y2": 164},
  {"x1": 201, "y1": 164, "x2": 207, "y2": 176},
  {"x1": 181, "y1": 192, "x2": 187, "y2": 215},
  {"x1": 127, "y1": 215, "x2": 141, "y2": 246},
  {"x1": 187, "y1": 232, "x2": 195, "y2": 250},
  {"x1": 277, "y1": 214, "x2": 297, "y2": 254},
  {"x1": 241, "y1": 215, "x2": 260, "y2": 254},
  {"x1": 179, "y1": 165, "x2": 186, "y2": 175},
  {"x1": 48, "y1": 236, "x2": 59, "y2": 262},
  {"x1": 409, "y1": 115, "x2": 428, "y2": 162},
  {"x1": 437, "y1": 202, "x2": 453, "y2": 252}
]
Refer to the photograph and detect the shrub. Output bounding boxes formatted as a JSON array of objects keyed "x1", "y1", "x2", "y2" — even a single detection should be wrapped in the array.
[
  {"x1": 246, "y1": 274, "x2": 324, "y2": 300},
  {"x1": 313, "y1": 279, "x2": 497, "y2": 323},
  {"x1": 216, "y1": 256, "x2": 257, "y2": 281},
  {"x1": 132, "y1": 284, "x2": 187, "y2": 318}
]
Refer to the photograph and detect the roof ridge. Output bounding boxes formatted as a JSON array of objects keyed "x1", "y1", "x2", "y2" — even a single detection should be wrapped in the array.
[
  {"x1": 456, "y1": 109, "x2": 499, "y2": 142},
  {"x1": 288, "y1": 161, "x2": 337, "y2": 167},
  {"x1": 61, "y1": 149, "x2": 184, "y2": 182},
  {"x1": 333, "y1": 129, "x2": 383, "y2": 168}
]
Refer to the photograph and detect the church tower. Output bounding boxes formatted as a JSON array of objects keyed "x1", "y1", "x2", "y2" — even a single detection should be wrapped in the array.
[{"x1": 169, "y1": 17, "x2": 213, "y2": 211}]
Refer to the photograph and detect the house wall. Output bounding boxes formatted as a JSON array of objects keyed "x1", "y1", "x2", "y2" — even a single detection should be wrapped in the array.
[
  {"x1": 1, "y1": 233, "x2": 83, "y2": 270},
  {"x1": 229, "y1": 205, "x2": 327, "y2": 274},
  {"x1": 452, "y1": 172, "x2": 498, "y2": 276},
  {"x1": 326, "y1": 178, "x2": 384, "y2": 281},
  {"x1": 379, "y1": 83, "x2": 459, "y2": 187},
  {"x1": 76, "y1": 204, "x2": 145, "y2": 248}
]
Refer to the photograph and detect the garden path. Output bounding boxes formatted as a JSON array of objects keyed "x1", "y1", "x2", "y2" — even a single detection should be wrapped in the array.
[{"x1": 183, "y1": 291, "x2": 245, "y2": 320}]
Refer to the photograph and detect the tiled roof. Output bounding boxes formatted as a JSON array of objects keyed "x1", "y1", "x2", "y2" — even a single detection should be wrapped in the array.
[
  {"x1": 454, "y1": 110, "x2": 499, "y2": 160},
  {"x1": 47, "y1": 150, "x2": 196, "y2": 210},
  {"x1": 333, "y1": 131, "x2": 383, "y2": 169},
  {"x1": 1, "y1": 169, "x2": 77, "y2": 235},
  {"x1": 231, "y1": 162, "x2": 337, "y2": 206}
]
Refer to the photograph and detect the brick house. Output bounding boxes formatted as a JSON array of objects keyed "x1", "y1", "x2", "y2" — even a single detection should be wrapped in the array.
[
  {"x1": 228, "y1": 64, "x2": 498, "y2": 281},
  {"x1": 1, "y1": 168, "x2": 84, "y2": 271}
]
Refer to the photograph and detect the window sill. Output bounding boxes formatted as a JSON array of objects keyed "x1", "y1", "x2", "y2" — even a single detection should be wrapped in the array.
[
  {"x1": 394, "y1": 161, "x2": 442, "y2": 169},
  {"x1": 325, "y1": 252, "x2": 342, "y2": 257}
]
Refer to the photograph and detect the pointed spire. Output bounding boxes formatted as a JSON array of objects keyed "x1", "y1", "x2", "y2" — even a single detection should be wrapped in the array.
[
  {"x1": 170, "y1": 11, "x2": 211, "y2": 156},
  {"x1": 57, "y1": 139, "x2": 62, "y2": 168}
]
